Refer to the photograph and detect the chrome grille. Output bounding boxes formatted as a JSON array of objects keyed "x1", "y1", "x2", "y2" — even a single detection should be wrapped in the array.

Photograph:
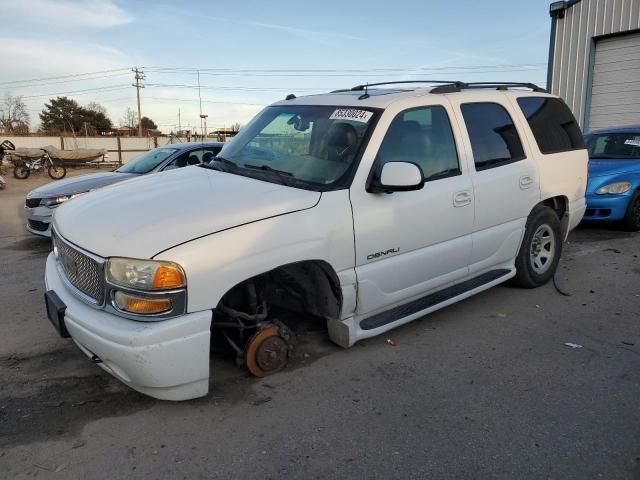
[{"x1": 53, "y1": 232, "x2": 105, "y2": 304}]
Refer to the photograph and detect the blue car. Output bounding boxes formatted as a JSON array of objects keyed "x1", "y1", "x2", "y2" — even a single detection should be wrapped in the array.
[{"x1": 583, "y1": 125, "x2": 640, "y2": 231}]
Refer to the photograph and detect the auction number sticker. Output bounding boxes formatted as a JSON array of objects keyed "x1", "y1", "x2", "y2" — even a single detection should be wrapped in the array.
[
  {"x1": 330, "y1": 109, "x2": 373, "y2": 123},
  {"x1": 624, "y1": 138, "x2": 640, "y2": 147}
]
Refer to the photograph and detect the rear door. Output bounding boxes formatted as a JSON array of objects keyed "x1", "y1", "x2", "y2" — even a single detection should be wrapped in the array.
[
  {"x1": 449, "y1": 94, "x2": 540, "y2": 274},
  {"x1": 350, "y1": 100, "x2": 474, "y2": 317}
]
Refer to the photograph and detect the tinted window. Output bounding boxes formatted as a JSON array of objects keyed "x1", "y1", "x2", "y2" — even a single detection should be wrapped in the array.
[
  {"x1": 461, "y1": 103, "x2": 525, "y2": 171},
  {"x1": 517, "y1": 97, "x2": 585, "y2": 154},
  {"x1": 378, "y1": 106, "x2": 460, "y2": 180},
  {"x1": 585, "y1": 132, "x2": 640, "y2": 159},
  {"x1": 115, "y1": 148, "x2": 178, "y2": 174}
]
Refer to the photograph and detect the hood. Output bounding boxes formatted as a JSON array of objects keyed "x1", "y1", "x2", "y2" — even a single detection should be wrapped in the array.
[
  {"x1": 28, "y1": 171, "x2": 137, "y2": 198},
  {"x1": 54, "y1": 166, "x2": 321, "y2": 258},
  {"x1": 588, "y1": 158, "x2": 640, "y2": 178}
]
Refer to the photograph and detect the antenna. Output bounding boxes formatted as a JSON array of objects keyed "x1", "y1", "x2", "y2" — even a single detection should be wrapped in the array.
[{"x1": 358, "y1": 83, "x2": 370, "y2": 100}]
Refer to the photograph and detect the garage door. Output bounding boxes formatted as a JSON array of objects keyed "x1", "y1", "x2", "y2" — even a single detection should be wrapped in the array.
[{"x1": 588, "y1": 32, "x2": 640, "y2": 131}]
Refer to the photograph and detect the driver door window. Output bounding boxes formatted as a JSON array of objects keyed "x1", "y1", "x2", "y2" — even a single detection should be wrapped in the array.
[
  {"x1": 378, "y1": 106, "x2": 460, "y2": 181},
  {"x1": 164, "y1": 149, "x2": 204, "y2": 169}
]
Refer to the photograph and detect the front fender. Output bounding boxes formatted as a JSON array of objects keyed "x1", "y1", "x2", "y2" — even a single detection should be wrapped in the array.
[{"x1": 153, "y1": 190, "x2": 355, "y2": 313}]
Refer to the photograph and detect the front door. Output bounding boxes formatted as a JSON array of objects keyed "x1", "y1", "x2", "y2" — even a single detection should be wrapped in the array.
[{"x1": 350, "y1": 103, "x2": 474, "y2": 317}]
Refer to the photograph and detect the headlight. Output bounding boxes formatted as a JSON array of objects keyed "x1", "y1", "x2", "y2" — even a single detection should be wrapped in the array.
[
  {"x1": 595, "y1": 182, "x2": 632, "y2": 195},
  {"x1": 42, "y1": 193, "x2": 85, "y2": 207},
  {"x1": 106, "y1": 257, "x2": 186, "y2": 291}
]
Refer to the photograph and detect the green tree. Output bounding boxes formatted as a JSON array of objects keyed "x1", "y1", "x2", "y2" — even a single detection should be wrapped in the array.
[
  {"x1": 39, "y1": 97, "x2": 113, "y2": 135},
  {"x1": 140, "y1": 116, "x2": 157, "y2": 130}
]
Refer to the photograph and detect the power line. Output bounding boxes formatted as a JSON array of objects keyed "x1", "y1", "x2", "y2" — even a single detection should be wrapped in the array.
[
  {"x1": 0, "y1": 68, "x2": 131, "y2": 87},
  {"x1": 20, "y1": 85, "x2": 131, "y2": 99},
  {"x1": 3, "y1": 72, "x2": 133, "y2": 90}
]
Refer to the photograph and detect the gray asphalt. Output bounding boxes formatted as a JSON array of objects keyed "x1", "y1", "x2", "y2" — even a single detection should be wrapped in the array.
[{"x1": 1, "y1": 170, "x2": 639, "y2": 479}]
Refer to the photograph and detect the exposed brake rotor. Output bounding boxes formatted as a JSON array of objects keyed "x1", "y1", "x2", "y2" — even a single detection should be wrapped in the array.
[{"x1": 244, "y1": 324, "x2": 292, "y2": 377}]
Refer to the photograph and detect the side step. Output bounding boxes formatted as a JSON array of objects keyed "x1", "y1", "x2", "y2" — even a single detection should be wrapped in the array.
[{"x1": 360, "y1": 269, "x2": 511, "y2": 330}]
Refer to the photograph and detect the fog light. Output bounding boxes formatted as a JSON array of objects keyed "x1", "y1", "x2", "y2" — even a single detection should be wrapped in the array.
[{"x1": 114, "y1": 291, "x2": 172, "y2": 315}]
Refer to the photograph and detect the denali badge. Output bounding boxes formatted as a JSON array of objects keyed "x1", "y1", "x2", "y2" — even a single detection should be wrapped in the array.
[{"x1": 367, "y1": 248, "x2": 400, "y2": 261}]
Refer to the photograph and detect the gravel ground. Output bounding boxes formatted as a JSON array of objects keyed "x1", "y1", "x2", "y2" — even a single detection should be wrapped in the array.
[{"x1": 1, "y1": 171, "x2": 639, "y2": 479}]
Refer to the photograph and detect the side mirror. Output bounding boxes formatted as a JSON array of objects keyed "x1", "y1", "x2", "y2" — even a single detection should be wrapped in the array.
[{"x1": 368, "y1": 161, "x2": 424, "y2": 193}]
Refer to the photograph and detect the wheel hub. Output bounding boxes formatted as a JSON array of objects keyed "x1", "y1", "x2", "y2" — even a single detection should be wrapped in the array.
[{"x1": 529, "y1": 224, "x2": 555, "y2": 275}]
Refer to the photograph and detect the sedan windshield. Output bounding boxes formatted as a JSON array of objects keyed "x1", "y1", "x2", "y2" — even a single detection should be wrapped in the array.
[
  {"x1": 116, "y1": 148, "x2": 178, "y2": 174},
  {"x1": 586, "y1": 132, "x2": 640, "y2": 159},
  {"x1": 216, "y1": 105, "x2": 377, "y2": 189}
]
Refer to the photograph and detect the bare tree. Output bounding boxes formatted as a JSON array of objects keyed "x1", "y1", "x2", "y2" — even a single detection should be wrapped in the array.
[
  {"x1": 85, "y1": 102, "x2": 108, "y2": 116},
  {"x1": 0, "y1": 93, "x2": 30, "y2": 134},
  {"x1": 120, "y1": 107, "x2": 137, "y2": 131},
  {"x1": 231, "y1": 122, "x2": 242, "y2": 132}
]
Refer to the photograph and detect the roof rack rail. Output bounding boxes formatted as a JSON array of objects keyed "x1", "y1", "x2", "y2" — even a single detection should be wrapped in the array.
[
  {"x1": 431, "y1": 81, "x2": 546, "y2": 94},
  {"x1": 349, "y1": 80, "x2": 461, "y2": 91}
]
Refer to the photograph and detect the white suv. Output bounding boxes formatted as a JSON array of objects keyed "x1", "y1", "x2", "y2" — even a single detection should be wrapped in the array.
[{"x1": 44, "y1": 81, "x2": 588, "y2": 400}]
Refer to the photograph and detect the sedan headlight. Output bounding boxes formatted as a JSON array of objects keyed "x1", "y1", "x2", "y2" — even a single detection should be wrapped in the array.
[
  {"x1": 595, "y1": 182, "x2": 632, "y2": 195},
  {"x1": 42, "y1": 193, "x2": 85, "y2": 207},
  {"x1": 106, "y1": 257, "x2": 186, "y2": 291}
]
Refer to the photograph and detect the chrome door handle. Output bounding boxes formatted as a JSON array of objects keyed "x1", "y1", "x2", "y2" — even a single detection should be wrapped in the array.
[
  {"x1": 453, "y1": 190, "x2": 472, "y2": 207},
  {"x1": 519, "y1": 175, "x2": 534, "y2": 189}
]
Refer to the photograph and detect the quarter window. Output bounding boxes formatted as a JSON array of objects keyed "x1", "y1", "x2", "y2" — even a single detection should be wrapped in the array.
[
  {"x1": 461, "y1": 103, "x2": 525, "y2": 171},
  {"x1": 517, "y1": 97, "x2": 585, "y2": 154},
  {"x1": 377, "y1": 106, "x2": 460, "y2": 180}
]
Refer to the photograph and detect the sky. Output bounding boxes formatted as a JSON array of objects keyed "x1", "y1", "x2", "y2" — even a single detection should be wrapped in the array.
[{"x1": 0, "y1": 0, "x2": 553, "y2": 134}]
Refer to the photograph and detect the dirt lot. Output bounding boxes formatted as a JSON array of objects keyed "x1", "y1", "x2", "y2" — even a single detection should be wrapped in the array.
[{"x1": 1, "y1": 171, "x2": 639, "y2": 479}]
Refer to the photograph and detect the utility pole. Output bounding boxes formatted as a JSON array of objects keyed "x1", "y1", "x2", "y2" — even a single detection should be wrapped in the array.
[
  {"x1": 178, "y1": 108, "x2": 181, "y2": 133},
  {"x1": 200, "y1": 114, "x2": 208, "y2": 141},
  {"x1": 132, "y1": 67, "x2": 145, "y2": 137}
]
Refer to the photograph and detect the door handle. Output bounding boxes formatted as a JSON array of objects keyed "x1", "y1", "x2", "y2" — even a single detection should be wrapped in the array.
[
  {"x1": 453, "y1": 190, "x2": 472, "y2": 207},
  {"x1": 519, "y1": 175, "x2": 534, "y2": 189}
]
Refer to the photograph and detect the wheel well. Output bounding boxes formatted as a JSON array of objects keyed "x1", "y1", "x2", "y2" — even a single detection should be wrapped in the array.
[
  {"x1": 539, "y1": 196, "x2": 567, "y2": 219},
  {"x1": 215, "y1": 260, "x2": 343, "y2": 322},
  {"x1": 537, "y1": 195, "x2": 569, "y2": 237}
]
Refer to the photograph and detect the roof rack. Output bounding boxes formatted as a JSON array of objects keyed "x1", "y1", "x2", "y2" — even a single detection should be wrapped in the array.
[
  {"x1": 431, "y1": 81, "x2": 546, "y2": 94},
  {"x1": 331, "y1": 80, "x2": 547, "y2": 97},
  {"x1": 349, "y1": 80, "x2": 461, "y2": 91}
]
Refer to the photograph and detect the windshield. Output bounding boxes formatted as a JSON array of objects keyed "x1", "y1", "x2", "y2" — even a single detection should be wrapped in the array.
[
  {"x1": 586, "y1": 132, "x2": 640, "y2": 159},
  {"x1": 217, "y1": 105, "x2": 377, "y2": 189},
  {"x1": 116, "y1": 148, "x2": 179, "y2": 174}
]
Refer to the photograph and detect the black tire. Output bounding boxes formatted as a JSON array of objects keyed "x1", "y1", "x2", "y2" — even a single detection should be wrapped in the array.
[
  {"x1": 13, "y1": 165, "x2": 30, "y2": 179},
  {"x1": 622, "y1": 191, "x2": 640, "y2": 232},
  {"x1": 513, "y1": 206, "x2": 563, "y2": 288},
  {"x1": 48, "y1": 164, "x2": 66, "y2": 180}
]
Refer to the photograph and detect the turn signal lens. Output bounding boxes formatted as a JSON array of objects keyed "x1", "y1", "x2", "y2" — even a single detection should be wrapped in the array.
[
  {"x1": 152, "y1": 265, "x2": 186, "y2": 289},
  {"x1": 114, "y1": 291, "x2": 172, "y2": 314}
]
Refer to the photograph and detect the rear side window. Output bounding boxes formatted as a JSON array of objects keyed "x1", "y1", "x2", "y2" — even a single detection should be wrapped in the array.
[
  {"x1": 517, "y1": 97, "x2": 585, "y2": 154},
  {"x1": 461, "y1": 103, "x2": 525, "y2": 171}
]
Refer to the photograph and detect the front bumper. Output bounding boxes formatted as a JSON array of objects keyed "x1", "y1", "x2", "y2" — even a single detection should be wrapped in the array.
[
  {"x1": 25, "y1": 205, "x2": 53, "y2": 237},
  {"x1": 45, "y1": 253, "x2": 212, "y2": 401},
  {"x1": 583, "y1": 192, "x2": 631, "y2": 221}
]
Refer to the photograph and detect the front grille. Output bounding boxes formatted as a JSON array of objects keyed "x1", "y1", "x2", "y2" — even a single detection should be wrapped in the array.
[
  {"x1": 27, "y1": 219, "x2": 49, "y2": 232},
  {"x1": 53, "y1": 232, "x2": 105, "y2": 304},
  {"x1": 25, "y1": 198, "x2": 41, "y2": 208}
]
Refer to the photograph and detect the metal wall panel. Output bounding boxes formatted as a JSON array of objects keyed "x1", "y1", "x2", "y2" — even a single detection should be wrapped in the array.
[
  {"x1": 550, "y1": 0, "x2": 639, "y2": 130},
  {"x1": 588, "y1": 32, "x2": 640, "y2": 129}
]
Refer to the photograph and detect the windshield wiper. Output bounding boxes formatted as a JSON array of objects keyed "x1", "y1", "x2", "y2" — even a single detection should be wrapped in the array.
[
  {"x1": 243, "y1": 164, "x2": 300, "y2": 187},
  {"x1": 244, "y1": 164, "x2": 293, "y2": 176},
  {"x1": 201, "y1": 155, "x2": 238, "y2": 172}
]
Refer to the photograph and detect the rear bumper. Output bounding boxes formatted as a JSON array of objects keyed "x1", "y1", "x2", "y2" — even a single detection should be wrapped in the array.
[
  {"x1": 583, "y1": 193, "x2": 630, "y2": 221},
  {"x1": 45, "y1": 253, "x2": 212, "y2": 401},
  {"x1": 567, "y1": 196, "x2": 587, "y2": 233}
]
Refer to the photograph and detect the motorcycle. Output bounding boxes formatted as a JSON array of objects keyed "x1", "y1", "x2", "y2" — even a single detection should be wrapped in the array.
[
  {"x1": 0, "y1": 139, "x2": 14, "y2": 189},
  {"x1": 12, "y1": 151, "x2": 67, "y2": 180}
]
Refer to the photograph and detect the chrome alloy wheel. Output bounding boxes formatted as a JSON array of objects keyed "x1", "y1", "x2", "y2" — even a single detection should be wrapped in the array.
[{"x1": 529, "y1": 224, "x2": 555, "y2": 275}]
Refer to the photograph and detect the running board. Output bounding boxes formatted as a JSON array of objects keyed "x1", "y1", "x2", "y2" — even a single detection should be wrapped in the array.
[{"x1": 360, "y1": 269, "x2": 512, "y2": 330}]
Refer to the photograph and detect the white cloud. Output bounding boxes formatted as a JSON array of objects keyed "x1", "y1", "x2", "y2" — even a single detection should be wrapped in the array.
[{"x1": 0, "y1": 0, "x2": 132, "y2": 29}]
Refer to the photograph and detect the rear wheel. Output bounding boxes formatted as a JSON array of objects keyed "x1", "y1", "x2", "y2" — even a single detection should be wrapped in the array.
[
  {"x1": 48, "y1": 164, "x2": 66, "y2": 180},
  {"x1": 13, "y1": 165, "x2": 30, "y2": 179},
  {"x1": 513, "y1": 206, "x2": 562, "y2": 288},
  {"x1": 622, "y1": 191, "x2": 640, "y2": 232}
]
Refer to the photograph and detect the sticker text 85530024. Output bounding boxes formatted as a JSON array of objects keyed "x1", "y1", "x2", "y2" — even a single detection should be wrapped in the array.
[{"x1": 329, "y1": 109, "x2": 373, "y2": 123}]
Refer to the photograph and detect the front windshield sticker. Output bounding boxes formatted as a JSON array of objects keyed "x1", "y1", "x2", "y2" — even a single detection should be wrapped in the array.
[
  {"x1": 329, "y1": 109, "x2": 373, "y2": 123},
  {"x1": 624, "y1": 138, "x2": 640, "y2": 147}
]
